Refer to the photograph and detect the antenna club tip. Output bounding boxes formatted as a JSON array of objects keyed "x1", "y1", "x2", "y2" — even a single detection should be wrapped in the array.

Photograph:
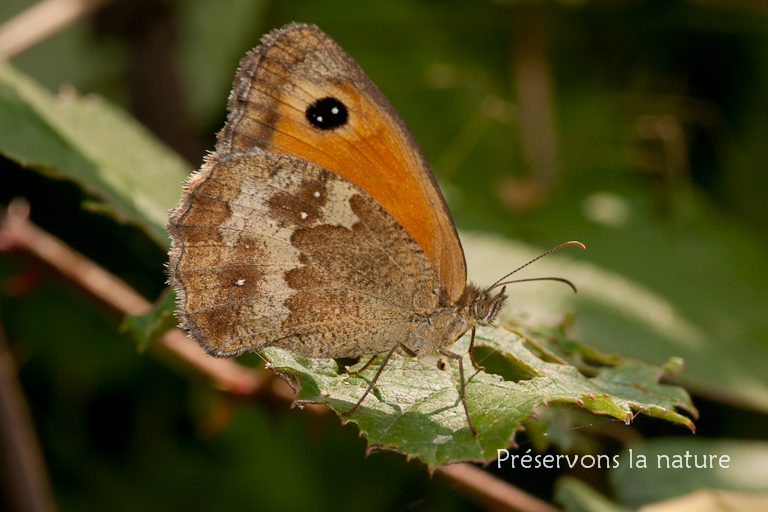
[{"x1": 567, "y1": 241, "x2": 586, "y2": 250}]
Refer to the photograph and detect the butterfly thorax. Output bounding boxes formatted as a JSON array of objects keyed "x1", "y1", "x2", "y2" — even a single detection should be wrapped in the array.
[{"x1": 403, "y1": 283, "x2": 507, "y2": 358}]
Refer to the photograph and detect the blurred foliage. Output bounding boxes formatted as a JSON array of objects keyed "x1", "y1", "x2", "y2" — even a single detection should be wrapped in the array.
[
  {"x1": 2, "y1": 0, "x2": 768, "y2": 510},
  {"x1": 609, "y1": 438, "x2": 768, "y2": 507}
]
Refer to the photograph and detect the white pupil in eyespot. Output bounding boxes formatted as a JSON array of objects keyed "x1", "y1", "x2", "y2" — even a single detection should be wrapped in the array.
[{"x1": 331, "y1": 106, "x2": 339, "y2": 114}]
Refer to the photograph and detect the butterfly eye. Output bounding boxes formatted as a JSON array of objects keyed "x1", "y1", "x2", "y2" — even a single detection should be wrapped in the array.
[
  {"x1": 306, "y1": 97, "x2": 348, "y2": 130},
  {"x1": 473, "y1": 299, "x2": 490, "y2": 320}
]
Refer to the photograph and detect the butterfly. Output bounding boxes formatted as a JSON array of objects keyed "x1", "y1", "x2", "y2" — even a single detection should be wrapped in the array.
[{"x1": 167, "y1": 23, "x2": 582, "y2": 436}]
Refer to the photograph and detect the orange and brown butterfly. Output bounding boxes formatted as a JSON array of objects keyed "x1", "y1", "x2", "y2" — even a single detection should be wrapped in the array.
[{"x1": 166, "y1": 22, "x2": 583, "y2": 436}]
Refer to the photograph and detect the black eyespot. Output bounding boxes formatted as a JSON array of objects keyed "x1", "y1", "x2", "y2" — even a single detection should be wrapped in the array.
[
  {"x1": 305, "y1": 97, "x2": 348, "y2": 130},
  {"x1": 474, "y1": 299, "x2": 490, "y2": 320}
]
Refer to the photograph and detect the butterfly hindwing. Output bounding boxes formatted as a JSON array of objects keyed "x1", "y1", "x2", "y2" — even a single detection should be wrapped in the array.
[{"x1": 167, "y1": 150, "x2": 439, "y2": 357}]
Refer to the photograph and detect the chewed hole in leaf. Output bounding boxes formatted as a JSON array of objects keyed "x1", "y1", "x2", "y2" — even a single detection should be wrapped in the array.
[
  {"x1": 472, "y1": 346, "x2": 536, "y2": 382},
  {"x1": 236, "y1": 351, "x2": 264, "y2": 368},
  {"x1": 334, "y1": 356, "x2": 361, "y2": 373},
  {"x1": 575, "y1": 353, "x2": 623, "y2": 371}
]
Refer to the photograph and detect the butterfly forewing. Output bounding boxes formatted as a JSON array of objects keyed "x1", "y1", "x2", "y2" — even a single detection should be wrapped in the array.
[{"x1": 219, "y1": 23, "x2": 467, "y2": 303}]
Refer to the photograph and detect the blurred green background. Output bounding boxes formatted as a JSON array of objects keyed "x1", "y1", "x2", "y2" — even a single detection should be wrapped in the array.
[{"x1": 1, "y1": 0, "x2": 768, "y2": 510}]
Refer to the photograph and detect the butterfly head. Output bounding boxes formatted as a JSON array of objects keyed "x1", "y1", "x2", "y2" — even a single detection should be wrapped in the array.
[
  {"x1": 470, "y1": 241, "x2": 586, "y2": 328},
  {"x1": 471, "y1": 286, "x2": 508, "y2": 327}
]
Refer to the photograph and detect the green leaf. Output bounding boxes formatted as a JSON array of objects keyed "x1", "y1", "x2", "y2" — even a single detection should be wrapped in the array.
[
  {"x1": 262, "y1": 322, "x2": 695, "y2": 468},
  {"x1": 121, "y1": 289, "x2": 178, "y2": 352},
  {"x1": 461, "y1": 229, "x2": 768, "y2": 417},
  {"x1": 0, "y1": 61, "x2": 190, "y2": 247}
]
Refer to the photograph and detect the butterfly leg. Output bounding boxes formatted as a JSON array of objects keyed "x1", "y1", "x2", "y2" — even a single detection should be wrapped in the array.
[
  {"x1": 438, "y1": 347, "x2": 478, "y2": 437},
  {"x1": 343, "y1": 342, "x2": 400, "y2": 416},
  {"x1": 467, "y1": 327, "x2": 485, "y2": 372},
  {"x1": 345, "y1": 354, "x2": 379, "y2": 375}
]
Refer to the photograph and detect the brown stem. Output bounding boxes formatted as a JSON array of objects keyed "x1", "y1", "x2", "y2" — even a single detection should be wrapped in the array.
[
  {"x1": 0, "y1": 0, "x2": 113, "y2": 59},
  {"x1": 0, "y1": 314, "x2": 57, "y2": 512},
  {"x1": 0, "y1": 199, "x2": 263, "y2": 396},
  {"x1": 437, "y1": 463, "x2": 562, "y2": 512}
]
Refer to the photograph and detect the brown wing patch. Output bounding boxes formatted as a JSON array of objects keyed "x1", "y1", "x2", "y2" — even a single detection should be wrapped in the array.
[{"x1": 167, "y1": 150, "x2": 439, "y2": 357}]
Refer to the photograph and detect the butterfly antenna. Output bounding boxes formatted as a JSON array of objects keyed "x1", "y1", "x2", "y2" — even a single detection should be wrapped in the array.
[{"x1": 486, "y1": 241, "x2": 585, "y2": 293}]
